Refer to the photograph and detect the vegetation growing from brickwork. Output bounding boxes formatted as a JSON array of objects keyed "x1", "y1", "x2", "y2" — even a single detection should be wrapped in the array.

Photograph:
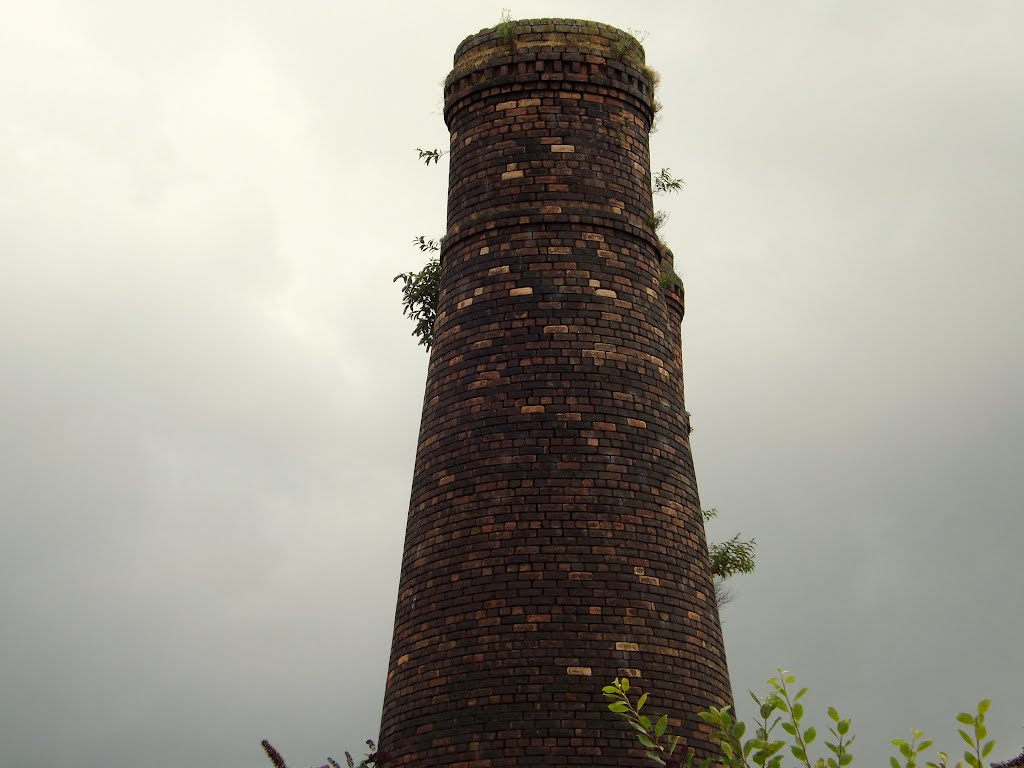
[
  {"x1": 496, "y1": 9, "x2": 517, "y2": 51},
  {"x1": 703, "y1": 508, "x2": 756, "y2": 607},
  {"x1": 647, "y1": 210, "x2": 670, "y2": 232},
  {"x1": 612, "y1": 27, "x2": 648, "y2": 63},
  {"x1": 654, "y1": 167, "x2": 683, "y2": 194},
  {"x1": 416, "y1": 147, "x2": 446, "y2": 165},
  {"x1": 393, "y1": 236, "x2": 441, "y2": 349},
  {"x1": 660, "y1": 268, "x2": 684, "y2": 291},
  {"x1": 604, "y1": 670, "x2": 1008, "y2": 768}
]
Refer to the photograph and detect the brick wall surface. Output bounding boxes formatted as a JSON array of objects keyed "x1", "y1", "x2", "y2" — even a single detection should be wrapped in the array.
[{"x1": 379, "y1": 19, "x2": 731, "y2": 767}]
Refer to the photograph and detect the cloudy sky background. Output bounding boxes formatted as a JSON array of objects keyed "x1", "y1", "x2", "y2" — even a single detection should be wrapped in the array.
[{"x1": 1, "y1": 1, "x2": 1021, "y2": 766}]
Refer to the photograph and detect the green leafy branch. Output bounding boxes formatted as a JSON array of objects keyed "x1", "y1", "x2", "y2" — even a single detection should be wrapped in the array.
[
  {"x1": 416, "y1": 148, "x2": 447, "y2": 165},
  {"x1": 610, "y1": 670, "x2": 1005, "y2": 768},
  {"x1": 603, "y1": 677, "x2": 706, "y2": 768},
  {"x1": 393, "y1": 237, "x2": 441, "y2": 349},
  {"x1": 896, "y1": 699, "x2": 996, "y2": 768},
  {"x1": 654, "y1": 168, "x2": 684, "y2": 194},
  {"x1": 703, "y1": 509, "x2": 757, "y2": 579},
  {"x1": 703, "y1": 509, "x2": 756, "y2": 606}
]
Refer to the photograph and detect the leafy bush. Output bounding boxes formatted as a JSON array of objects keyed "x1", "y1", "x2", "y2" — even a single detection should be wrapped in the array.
[{"x1": 605, "y1": 670, "x2": 1006, "y2": 768}]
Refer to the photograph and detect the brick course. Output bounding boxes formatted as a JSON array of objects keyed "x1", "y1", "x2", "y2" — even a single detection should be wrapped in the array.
[{"x1": 379, "y1": 19, "x2": 730, "y2": 766}]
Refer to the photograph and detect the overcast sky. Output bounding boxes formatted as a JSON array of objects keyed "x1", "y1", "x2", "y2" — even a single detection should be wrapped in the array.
[{"x1": 1, "y1": 2, "x2": 1021, "y2": 767}]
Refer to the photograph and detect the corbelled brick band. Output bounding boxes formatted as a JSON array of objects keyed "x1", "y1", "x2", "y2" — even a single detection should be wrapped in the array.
[{"x1": 380, "y1": 19, "x2": 731, "y2": 766}]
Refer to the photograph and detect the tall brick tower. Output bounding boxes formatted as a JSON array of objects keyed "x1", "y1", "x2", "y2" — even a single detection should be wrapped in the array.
[{"x1": 380, "y1": 19, "x2": 731, "y2": 766}]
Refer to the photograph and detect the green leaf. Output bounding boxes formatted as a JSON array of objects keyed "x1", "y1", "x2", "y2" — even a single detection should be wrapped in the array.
[
  {"x1": 838, "y1": 720, "x2": 850, "y2": 736},
  {"x1": 891, "y1": 757, "x2": 902, "y2": 768},
  {"x1": 609, "y1": 702, "x2": 629, "y2": 713},
  {"x1": 964, "y1": 753, "x2": 979, "y2": 768},
  {"x1": 639, "y1": 734, "x2": 656, "y2": 748},
  {"x1": 919, "y1": 741, "x2": 934, "y2": 752},
  {"x1": 978, "y1": 700, "x2": 991, "y2": 716},
  {"x1": 656, "y1": 714, "x2": 669, "y2": 738},
  {"x1": 670, "y1": 735, "x2": 680, "y2": 755},
  {"x1": 638, "y1": 693, "x2": 649, "y2": 711},
  {"x1": 723, "y1": 742, "x2": 735, "y2": 759},
  {"x1": 621, "y1": 678, "x2": 630, "y2": 693},
  {"x1": 698, "y1": 712, "x2": 717, "y2": 725},
  {"x1": 646, "y1": 752, "x2": 667, "y2": 765},
  {"x1": 956, "y1": 714, "x2": 975, "y2": 726},
  {"x1": 782, "y1": 722, "x2": 798, "y2": 736},
  {"x1": 839, "y1": 754, "x2": 853, "y2": 766},
  {"x1": 640, "y1": 716, "x2": 652, "y2": 731},
  {"x1": 785, "y1": 675, "x2": 797, "y2": 684},
  {"x1": 792, "y1": 746, "x2": 807, "y2": 762},
  {"x1": 603, "y1": 685, "x2": 620, "y2": 694},
  {"x1": 976, "y1": 724, "x2": 987, "y2": 741},
  {"x1": 733, "y1": 722, "x2": 747, "y2": 740},
  {"x1": 958, "y1": 730, "x2": 974, "y2": 747},
  {"x1": 902, "y1": 743, "x2": 914, "y2": 758},
  {"x1": 828, "y1": 707, "x2": 840, "y2": 722},
  {"x1": 793, "y1": 703, "x2": 805, "y2": 721},
  {"x1": 804, "y1": 727, "x2": 817, "y2": 745},
  {"x1": 982, "y1": 742, "x2": 995, "y2": 758},
  {"x1": 796, "y1": 688, "x2": 809, "y2": 701}
]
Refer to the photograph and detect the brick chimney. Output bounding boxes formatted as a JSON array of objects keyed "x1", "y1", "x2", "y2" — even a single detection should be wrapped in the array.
[{"x1": 380, "y1": 19, "x2": 731, "y2": 766}]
